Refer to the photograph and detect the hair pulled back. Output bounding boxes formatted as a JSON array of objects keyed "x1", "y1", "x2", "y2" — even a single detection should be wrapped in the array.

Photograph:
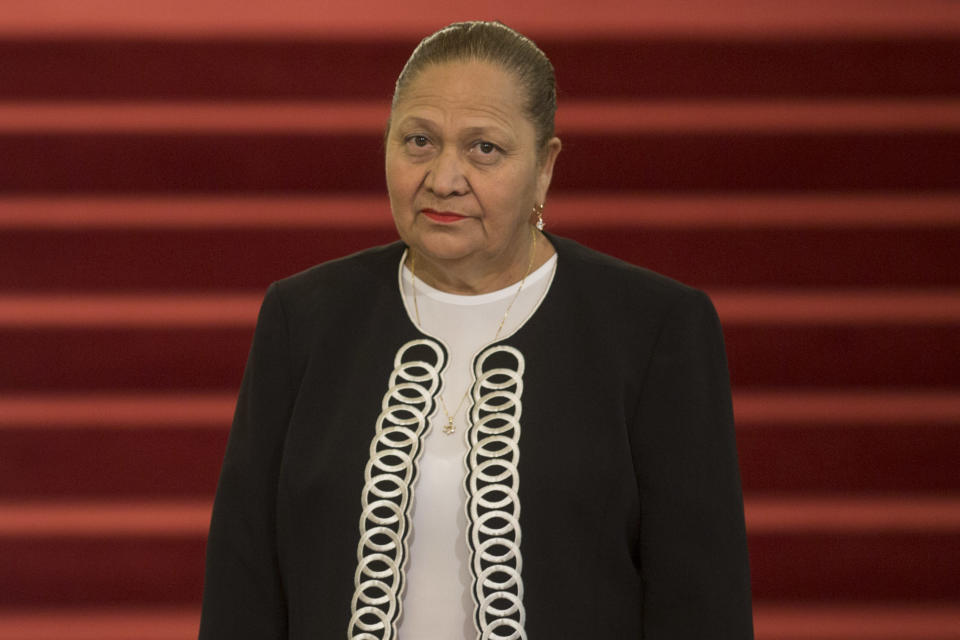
[{"x1": 391, "y1": 21, "x2": 557, "y2": 151}]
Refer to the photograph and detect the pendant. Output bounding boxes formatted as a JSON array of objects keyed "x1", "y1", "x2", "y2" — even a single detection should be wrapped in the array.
[{"x1": 442, "y1": 419, "x2": 456, "y2": 435}]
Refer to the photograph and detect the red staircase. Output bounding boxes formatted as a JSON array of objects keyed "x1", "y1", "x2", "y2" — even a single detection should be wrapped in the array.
[{"x1": 2, "y1": 2, "x2": 959, "y2": 637}]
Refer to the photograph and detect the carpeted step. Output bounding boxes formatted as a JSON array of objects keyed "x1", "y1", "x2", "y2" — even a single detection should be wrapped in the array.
[
  {"x1": 723, "y1": 323, "x2": 960, "y2": 387},
  {"x1": 2, "y1": 193, "x2": 958, "y2": 229},
  {"x1": 3, "y1": 96, "x2": 958, "y2": 193},
  {"x1": 2, "y1": 129, "x2": 958, "y2": 193},
  {"x1": 0, "y1": 426, "x2": 226, "y2": 499},
  {"x1": 0, "y1": 326, "x2": 251, "y2": 391},
  {"x1": 736, "y1": 390, "x2": 960, "y2": 493},
  {"x1": 0, "y1": 501, "x2": 207, "y2": 607},
  {"x1": 2, "y1": 391, "x2": 958, "y2": 499},
  {"x1": 3, "y1": 604, "x2": 960, "y2": 640},
  {"x1": 0, "y1": 608, "x2": 200, "y2": 640},
  {"x1": 3, "y1": 0, "x2": 958, "y2": 41},
  {"x1": 3, "y1": 496, "x2": 958, "y2": 606},
  {"x1": 3, "y1": 223, "x2": 959, "y2": 292},
  {"x1": 1, "y1": 291, "x2": 956, "y2": 390},
  {"x1": 748, "y1": 495, "x2": 960, "y2": 602},
  {"x1": 0, "y1": 393, "x2": 233, "y2": 500},
  {"x1": 753, "y1": 603, "x2": 960, "y2": 640},
  {"x1": 4, "y1": 99, "x2": 959, "y2": 133},
  {"x1": 2, "y1": 35, "x2": 957, "y2": 100},
  {"x1": 2, "y1": 194, "x2": 957, "y2": 292}
]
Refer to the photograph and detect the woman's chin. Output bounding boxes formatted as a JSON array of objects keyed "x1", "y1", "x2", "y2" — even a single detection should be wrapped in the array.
[{"x1": 407, "y1": 232, "x2": 479, "y2": 263}]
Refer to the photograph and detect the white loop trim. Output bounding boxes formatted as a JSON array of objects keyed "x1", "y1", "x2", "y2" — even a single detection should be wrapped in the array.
[
  {"x1": 349, "y1": 339, "x2": 444, "y2": 640},
  {"x1": 480, "y1": 617, "x2": 526, "y2": 640},
  {"x1": 466, "y1": 344, "x2": 527, "y2": 640},
  {"x1": 355, "y1": 552, "x2": 399, "y2": 581}
]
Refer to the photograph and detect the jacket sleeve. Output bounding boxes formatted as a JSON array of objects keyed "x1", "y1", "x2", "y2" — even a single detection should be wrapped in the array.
[
  {"x1": 199, "y1": 282, "x2": 293, "y2": 639},
  {"x1": 630, "y1": 289, "x2": 754, "y2": 639}
]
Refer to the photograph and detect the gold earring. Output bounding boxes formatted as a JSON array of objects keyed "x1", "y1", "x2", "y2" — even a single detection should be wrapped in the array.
[{"x1": 534, "y1": 203, "x2": 545, "y2": 230}]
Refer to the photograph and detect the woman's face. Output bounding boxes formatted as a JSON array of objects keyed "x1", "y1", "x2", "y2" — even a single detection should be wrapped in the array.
[{"x1": 385, "y1": 60, "x2": 560, "y2": 272}]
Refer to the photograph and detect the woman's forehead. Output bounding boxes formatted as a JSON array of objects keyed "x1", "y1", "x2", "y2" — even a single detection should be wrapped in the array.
[
  {"x1": 399, "y1": 61, "x2": 524, "y2": 107},
  {"x1": 392, "y1": 61, "x2": 530, "y2": 132}
]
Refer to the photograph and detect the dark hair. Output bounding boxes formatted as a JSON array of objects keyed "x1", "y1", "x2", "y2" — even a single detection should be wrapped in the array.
[{"x1": 390, "y1": 21, "x2": 557, "y2": 151}]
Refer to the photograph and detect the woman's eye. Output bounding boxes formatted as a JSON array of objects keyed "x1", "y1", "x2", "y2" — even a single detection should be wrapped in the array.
[
  {"x1": 469, "y1": 141, "x2": 502, "y2": 162},
  {"x1": 407, "y1": 135, "x2": 429, "y2": 147}
]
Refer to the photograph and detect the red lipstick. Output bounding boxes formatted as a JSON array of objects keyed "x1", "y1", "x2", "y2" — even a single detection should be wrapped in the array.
[{"x1": 422, "y1": 209, "x2": 467, "y2": 223}]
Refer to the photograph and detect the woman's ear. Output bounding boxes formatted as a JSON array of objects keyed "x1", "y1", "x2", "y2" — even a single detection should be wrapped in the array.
[{"x1": 537, "y1": 136, "x2": 562, "y2": 201}]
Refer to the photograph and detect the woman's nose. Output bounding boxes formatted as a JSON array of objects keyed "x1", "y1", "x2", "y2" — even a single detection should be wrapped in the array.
[{"x1": 425, "y1": 148, "x2": 469, "y2": 197}]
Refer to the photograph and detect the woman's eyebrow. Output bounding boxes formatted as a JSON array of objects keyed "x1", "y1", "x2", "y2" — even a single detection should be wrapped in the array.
[
  {"x1": 460, "y1": 125, "x2": 512, "y2": 139},
  {"x1": 393, "y1": 120, "x2": 517, "y2": 149},
  {"x1": 395, "y1": 116, "x2": 439, "y2": 131}
]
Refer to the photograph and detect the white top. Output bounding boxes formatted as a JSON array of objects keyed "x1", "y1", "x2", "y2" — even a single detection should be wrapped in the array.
[{"x1": 396, "y1": 251, "x2": 557, "y2": 639}]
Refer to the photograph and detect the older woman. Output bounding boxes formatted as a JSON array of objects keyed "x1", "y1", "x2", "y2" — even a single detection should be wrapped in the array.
[{"x1": 199, "y1": 21, "x2": 753, "y2": 640}]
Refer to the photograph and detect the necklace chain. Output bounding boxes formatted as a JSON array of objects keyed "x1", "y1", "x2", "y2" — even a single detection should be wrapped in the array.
[{"x1": 410, "y1": 227, "x2": 538, "y2": 435}]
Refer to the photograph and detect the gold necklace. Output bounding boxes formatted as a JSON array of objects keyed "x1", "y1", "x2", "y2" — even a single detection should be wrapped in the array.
[{"x1": 410, "y1": 226, "x2": 538, "y2": 435}]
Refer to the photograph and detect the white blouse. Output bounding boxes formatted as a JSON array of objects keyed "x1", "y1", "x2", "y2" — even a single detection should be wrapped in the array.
[{"x1": 397, "y1": 251, "x2": 557, "y2": 639}]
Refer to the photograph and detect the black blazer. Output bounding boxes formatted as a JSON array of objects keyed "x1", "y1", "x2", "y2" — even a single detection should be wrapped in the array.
[{"x1": 199, "y1": 234, "x2": 753, "y2": 639}]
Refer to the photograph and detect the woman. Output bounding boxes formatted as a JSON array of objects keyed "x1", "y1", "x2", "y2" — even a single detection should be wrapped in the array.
[{"x1": 199, "y1": 21, "x2": 753, "y2": 639}]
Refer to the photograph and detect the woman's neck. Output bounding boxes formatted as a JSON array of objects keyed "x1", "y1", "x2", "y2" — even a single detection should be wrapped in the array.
[{"x1": 409, "y1": 230, "x2": 554, "y2": 295}]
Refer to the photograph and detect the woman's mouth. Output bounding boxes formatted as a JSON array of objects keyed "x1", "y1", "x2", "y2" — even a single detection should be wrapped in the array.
[{"x1": 421, "y1": 209, "x2": 467, "y2": 223}]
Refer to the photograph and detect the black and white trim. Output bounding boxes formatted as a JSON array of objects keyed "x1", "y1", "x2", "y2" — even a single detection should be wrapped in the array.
[
  {"x1": 349, "y1": 339, "x2": 528, "y2": 640},
  {"x1": 466, "y1": 344, "x2": 527, "y2": 640},
  {"x1": 349, "y1": 339, "x2": 445, "y2": 640}
]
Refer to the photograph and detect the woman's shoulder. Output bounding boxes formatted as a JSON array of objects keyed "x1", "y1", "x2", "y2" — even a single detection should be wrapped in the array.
[
  {"x1": 548, "y1": 235, "x2": 724, "y2": 361},
  {"x1": 550, "y1": 234, "x2": 710, "y2": 311},
  {"x1": 267, "y1": 241, "x2": 406, "y2": 316}
]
